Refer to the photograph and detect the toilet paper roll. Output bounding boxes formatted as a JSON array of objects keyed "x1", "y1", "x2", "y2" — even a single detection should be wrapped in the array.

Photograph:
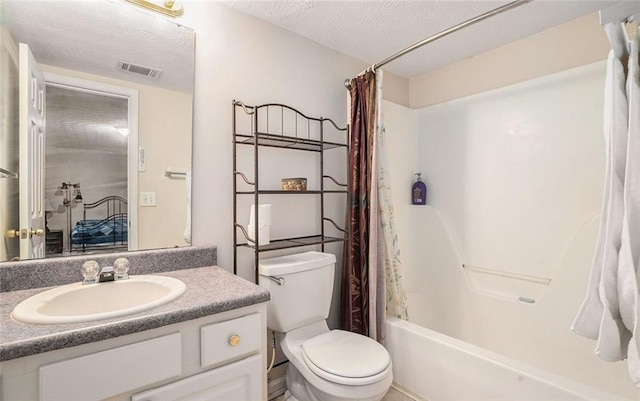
[
  {"x1": 247, "y1": 224, "x2": 270, "y2": 246},
  {"x1": 249, "y1": 204, "x2": 271, "y2": 226}
]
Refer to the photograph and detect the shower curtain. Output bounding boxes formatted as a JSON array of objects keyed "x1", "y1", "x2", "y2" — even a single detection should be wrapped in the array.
[
  {"x1": 342, "y1": 69, "x2": 408, "y2": 344},
  {"x1": 572, "y1": 21, "x2": 640, "y2": 386}
]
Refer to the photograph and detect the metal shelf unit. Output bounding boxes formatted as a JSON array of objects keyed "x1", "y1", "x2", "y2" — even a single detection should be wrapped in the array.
[{"x1": 232, "y1": 101, "x2": 348, "y2": 283}]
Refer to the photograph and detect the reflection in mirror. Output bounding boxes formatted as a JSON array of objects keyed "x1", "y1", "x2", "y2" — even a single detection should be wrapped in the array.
[
  {"x1": 46, "y1": 85, "x2": 129, "y2": 256},
  {"x1": 0, "y1": 0, "x2": 195, "y2": 262}
]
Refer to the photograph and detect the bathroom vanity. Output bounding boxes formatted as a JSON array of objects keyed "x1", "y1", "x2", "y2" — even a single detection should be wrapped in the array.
[{"x1": 0, "y1": 246, "x2": 270, "y2": 401}]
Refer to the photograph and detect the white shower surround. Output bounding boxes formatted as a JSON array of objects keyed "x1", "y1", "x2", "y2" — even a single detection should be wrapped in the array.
[{"x1": 383, "y1": 61, "x2": 636, "y2": 399}]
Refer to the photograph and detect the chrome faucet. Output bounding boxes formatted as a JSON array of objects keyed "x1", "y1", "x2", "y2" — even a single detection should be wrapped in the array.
[
  {"x1": 81, "y1": 258, "x2": 130, "y2": 285},
  {"x1": 98, "y1": 266, "x2": 115, "y2": 282}
]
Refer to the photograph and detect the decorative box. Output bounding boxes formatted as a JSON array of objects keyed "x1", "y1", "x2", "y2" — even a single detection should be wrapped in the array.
[{"x1": 281, "y1": 177, "x2": 307, "y2": 191}]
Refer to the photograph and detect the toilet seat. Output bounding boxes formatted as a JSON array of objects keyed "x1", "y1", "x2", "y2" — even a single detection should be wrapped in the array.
[{"x1": 301, "y1": 330, "x2": 391, "y2": 386}]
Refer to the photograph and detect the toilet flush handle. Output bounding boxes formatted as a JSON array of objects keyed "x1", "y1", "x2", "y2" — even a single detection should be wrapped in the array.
[{"x1": 263, "y1": 275, "x2": 285, "y2": 286}]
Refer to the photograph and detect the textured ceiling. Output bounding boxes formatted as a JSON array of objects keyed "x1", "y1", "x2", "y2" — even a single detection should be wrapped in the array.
[
  {"x1": 225, "y1": 0, "x2": 616, "y2": 78},
  {"x1": 2, "y1": 0, "x2": 195, "y2": 93}
]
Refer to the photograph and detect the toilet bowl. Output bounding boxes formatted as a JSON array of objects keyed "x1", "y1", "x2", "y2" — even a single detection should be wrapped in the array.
[
  {"x1": 258, "y1": 251, "x2": 393, "y2": 401},
  {"x1": 280, "y1": 321, "x2": 393, "y2": 401}
]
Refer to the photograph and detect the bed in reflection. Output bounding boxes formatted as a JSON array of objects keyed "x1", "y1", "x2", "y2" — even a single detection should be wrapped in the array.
[{"x1": 71, "y1": 196, "x2": 128, "y2": 252}]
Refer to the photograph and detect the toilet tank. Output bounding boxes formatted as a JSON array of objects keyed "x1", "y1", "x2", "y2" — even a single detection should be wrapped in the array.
[{"x1": 258, "y1": 251, "x2": 336, "y2": 333}]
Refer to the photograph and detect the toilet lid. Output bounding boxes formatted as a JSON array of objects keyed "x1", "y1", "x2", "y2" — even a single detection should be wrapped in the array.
[{"x1": 301, "y1": 330, "x2": 390, "y2": 379}]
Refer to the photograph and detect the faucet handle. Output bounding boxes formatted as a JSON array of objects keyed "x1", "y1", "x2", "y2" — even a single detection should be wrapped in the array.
[
  {"x1": 81, "y1": 261, "x2": 100, "y2": 285},
  {"x1": 113, "y1": 257, "x2": 130, "y2": 280}
]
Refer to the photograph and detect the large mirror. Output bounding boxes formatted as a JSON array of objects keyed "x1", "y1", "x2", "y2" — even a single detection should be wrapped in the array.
[{"x1": 0, "y1": 1, "x2": 195, "y2": 262}]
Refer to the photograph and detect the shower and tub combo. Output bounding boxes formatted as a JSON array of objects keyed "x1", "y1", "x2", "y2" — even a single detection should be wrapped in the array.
[
  {"x1": 378, "y1": 53, "x2": 637, "y2": 398},
  {"x1": 374, "y1": 15, "x2": 638, "y2": 396}
]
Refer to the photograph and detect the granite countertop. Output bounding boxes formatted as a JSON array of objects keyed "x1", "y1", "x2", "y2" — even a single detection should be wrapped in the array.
[{"x1": 0, "y1": 266, "x2": 270, "y2": 362}]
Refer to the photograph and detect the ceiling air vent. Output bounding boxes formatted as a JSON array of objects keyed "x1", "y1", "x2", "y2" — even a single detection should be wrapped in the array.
[{"x1": 117, "y1": 61, "x2": 163, "y2": 79}]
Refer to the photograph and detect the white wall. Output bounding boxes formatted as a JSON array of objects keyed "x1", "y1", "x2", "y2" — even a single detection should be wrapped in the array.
[
  {"x1": 179, "y1": 2, "x2": 374, "y2": 329},
  {"x1": 409, "y1": 13, "x2": 610, "y2": 108},
  {"x1": 385, "y1": 61, "x2": 637, "y2": 399}
]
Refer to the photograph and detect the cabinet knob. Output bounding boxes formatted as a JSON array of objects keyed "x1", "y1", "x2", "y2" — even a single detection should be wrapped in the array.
[{"x1": 229, "y1": 334, "x2": 241, "y2": 347}]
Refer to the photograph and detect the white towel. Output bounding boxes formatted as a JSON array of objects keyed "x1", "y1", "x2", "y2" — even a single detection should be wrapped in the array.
[
  {"x1": 595, "y1": 23, "x2": 631, "y2": 363},
  {"x1": 572, "y1": 22, "x2": 630, "y2": 362},
  {"x1": 571, "y1": 50, "x2": 626, "y2": 346},
  {"x1": 622, "y1": 33, "x2": 640, "y2": 387},
  {"x1": 572, "y1": 51, "x2": 615, "y2": 341},
  {"x1": 184, "y1": 172, "x2": 192, "y2": 244}
]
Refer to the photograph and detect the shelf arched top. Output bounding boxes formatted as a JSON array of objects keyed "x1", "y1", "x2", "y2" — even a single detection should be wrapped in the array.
[{"x1": 234, "y1": 101, "x2": 347, "y2": 132}]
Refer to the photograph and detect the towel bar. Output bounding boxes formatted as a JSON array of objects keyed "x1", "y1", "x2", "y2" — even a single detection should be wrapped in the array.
[
  {"x1": 461, "y1": 264, "x2": 551, "y2": 304},
  {"x1": 462, "y1": 264, "x2": 552, "y2": 285},
  {"x1": 165, "y1": 170, "x2": 188, "y2": 178}
]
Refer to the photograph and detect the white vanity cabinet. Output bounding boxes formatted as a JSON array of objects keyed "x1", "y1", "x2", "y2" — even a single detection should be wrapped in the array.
[
  {"x1": 0, "y1": 304, "x2": 267, "y2": 401},
  {"x1": 131, "y1": 354, "x2": 262, "y2": 401}
]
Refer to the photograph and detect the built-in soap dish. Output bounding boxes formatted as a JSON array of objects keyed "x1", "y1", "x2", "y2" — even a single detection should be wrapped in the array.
[{"x1": 461, "y1": 264, "x2": 551, "y2": 304}]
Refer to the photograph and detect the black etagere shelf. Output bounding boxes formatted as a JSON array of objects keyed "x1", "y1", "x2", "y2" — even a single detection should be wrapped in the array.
[{"x1": 232, "y1": 101, "x2": 349, "y2": 283}]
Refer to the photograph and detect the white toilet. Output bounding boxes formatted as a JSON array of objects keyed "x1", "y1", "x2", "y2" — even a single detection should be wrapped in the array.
[{"x1": 259, "y1": 251, "x2": 393, "y2": 401}]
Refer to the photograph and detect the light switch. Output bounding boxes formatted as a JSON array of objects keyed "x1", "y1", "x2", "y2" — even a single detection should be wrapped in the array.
[{"x1": 140, "y1": 192, "x2": 156, "y2": 207}]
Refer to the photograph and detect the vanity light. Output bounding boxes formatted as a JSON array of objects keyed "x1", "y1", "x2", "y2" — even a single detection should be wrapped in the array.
[
  {"x1": 117, "y1": 128, "x2": 130, "y2": 136},
  {"x1": 123, "y1": 0, "x2": 184, "y2": 18}
]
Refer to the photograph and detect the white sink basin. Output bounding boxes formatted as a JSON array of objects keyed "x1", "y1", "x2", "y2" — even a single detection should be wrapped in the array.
[{"x1": 11, "y1": 275, "x2": 186, "y2": 325}]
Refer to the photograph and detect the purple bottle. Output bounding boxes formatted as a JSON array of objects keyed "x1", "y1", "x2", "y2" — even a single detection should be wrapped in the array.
[{"x1": 412, "y1": 173, "x2": 427, "y2": 205}]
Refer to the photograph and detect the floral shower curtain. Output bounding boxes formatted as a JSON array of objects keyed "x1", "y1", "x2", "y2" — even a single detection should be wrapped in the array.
[{"x1": 342, "y1": 69, "x2": 408, "y2": 344}]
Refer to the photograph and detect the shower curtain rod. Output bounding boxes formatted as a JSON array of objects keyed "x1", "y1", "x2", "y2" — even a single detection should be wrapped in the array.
[
  {"x1": 599, "y1": 2, "x2": 639, "y2": 25},
  {"x1": 344, "y1": 0, "x2": 532, "y2": 87}
]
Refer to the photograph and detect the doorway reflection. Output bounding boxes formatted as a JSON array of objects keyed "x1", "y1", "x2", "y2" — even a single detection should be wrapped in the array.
[{"x1": 45, "y1": 84, "x2": 128, "y2": 256}]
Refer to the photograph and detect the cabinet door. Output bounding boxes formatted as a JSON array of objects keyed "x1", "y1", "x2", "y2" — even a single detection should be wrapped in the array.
[
  {"x1": 40, "y1": 333, "x2": 182, "y2": 401},
  {"x1": 132, "y1": 354, "x2": 262, "y2": 401}
]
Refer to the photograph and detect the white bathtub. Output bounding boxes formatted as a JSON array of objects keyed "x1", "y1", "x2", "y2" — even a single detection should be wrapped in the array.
[{"x1": 386, "y1": 317, "x2": 629, "y2": 401}]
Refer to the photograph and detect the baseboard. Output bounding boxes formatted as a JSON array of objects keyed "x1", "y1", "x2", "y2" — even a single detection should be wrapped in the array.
[
  {"x1": 268, "y1": 375, "x2": 287, "y2": 400},
  {"x1": 391, "y1": 383, "x2": 425, "y2": 401},
  {"x1": 268, "y1": 363, "x2": 288, "y2": 400}
]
